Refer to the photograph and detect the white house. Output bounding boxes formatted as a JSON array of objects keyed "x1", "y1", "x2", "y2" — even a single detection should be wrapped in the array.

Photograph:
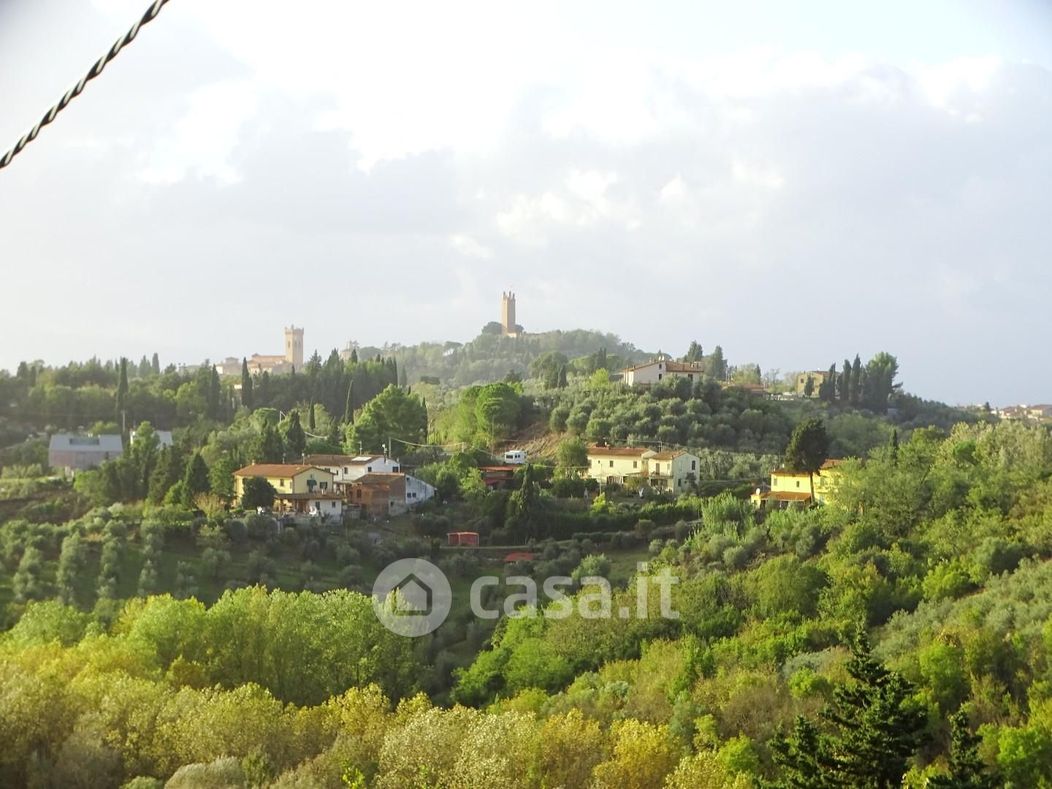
[
  {"x1": 129, "y1": 428, "x2": 173, "y2": 448},
  {"x1": 586, "y1": 445, "x2": 701, "y2": 491},
  {"x1": 405, "y1": 474, "x2": 436, "y2": 506},
  {"x1": 621, "y1": 359, "x2": 705, "y2": 386},
  {"x1": 302, "y1": 453, "x2": 402, "y2": 485},
  {"x1": 48, "y1": 434, "x2": 123, "y2": 474}
]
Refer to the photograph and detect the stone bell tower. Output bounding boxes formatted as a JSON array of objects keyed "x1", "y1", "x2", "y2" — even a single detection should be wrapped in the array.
[
  {"x1": 284, "y1": 325, "x2": 304, "y2": 369},
  {"x1": 500, "y1": 292, "x2": 517, "y2": 336}
]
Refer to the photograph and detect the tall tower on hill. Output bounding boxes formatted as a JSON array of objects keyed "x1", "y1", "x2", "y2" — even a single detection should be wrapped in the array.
[
  {"x1": 501, "y1": 291, "x2": 516, "y2": 336},
  {"x1": 284, "y1": 325, "x2": 304, "y2": 369}
]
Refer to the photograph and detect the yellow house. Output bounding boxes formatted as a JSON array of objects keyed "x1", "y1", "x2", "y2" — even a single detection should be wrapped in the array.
[
  {"x1": 587, "y1": 446, "x2": 701, "y2": 491},
  {"x1": 233, "y1": 463, "x2": 342, "y2": 515},
  {"x1": 751, "y1": 459, "x2": 843, "y2": 508}
]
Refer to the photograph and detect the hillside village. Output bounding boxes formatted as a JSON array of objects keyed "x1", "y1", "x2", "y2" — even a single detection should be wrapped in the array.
[{"x1": 3, "y1": 301, "x2": 1051, "y2": 787}]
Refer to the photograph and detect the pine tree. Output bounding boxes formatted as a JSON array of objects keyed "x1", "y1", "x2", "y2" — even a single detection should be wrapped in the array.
[
  {"x1": 350, "y1": 348, "x2": 359, "y2": 364},
  {"x1": 928, "y1": 709, "x2": 995, "y2": 789},
  {"x1": 181, "y1": 452, "x2": 211, "y2": 507},
  {"x1": 783, "y1": 418, "x2": 830, "y2": 503},
  {"x1": 557, "y1": 365, "x2": 568, "y2": 389},
  {"x1": 822, "y1": 630, "x2": 929, "y2": 787},
  {"x1": 241, "y1": 359, "x2": 254, "y2": 410},
  {"x1": 771, "y1": 716, "x2": 839, "y2": 789},
  {"x1": 772, "y1": 631, "x2": 928, "y2": 789}
]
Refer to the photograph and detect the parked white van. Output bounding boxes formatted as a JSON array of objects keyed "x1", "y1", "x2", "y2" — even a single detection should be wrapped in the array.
[{"x1": 503, "y1": 449, "x2": 528, "y2": 465}]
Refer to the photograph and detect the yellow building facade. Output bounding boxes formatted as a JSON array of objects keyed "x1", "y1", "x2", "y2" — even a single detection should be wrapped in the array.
[
  {"x1": 233, "y1": 463, "x2": 336, "y2": 499},
  {"x1": 751, "y1": 459, "x2": 843, "y2": 508}
]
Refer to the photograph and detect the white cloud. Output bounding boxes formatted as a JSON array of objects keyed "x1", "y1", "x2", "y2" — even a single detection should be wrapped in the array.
[{"x1": 449, "y1": 233, "x2": 492, "y2": 259}]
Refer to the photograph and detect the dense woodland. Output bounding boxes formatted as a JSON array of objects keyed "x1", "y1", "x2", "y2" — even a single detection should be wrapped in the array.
[{"x1": 2, "y1": 335, "x2": 1044, "y2": 788}]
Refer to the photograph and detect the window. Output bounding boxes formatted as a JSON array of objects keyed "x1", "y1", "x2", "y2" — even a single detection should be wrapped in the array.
[
  {"x1": 691, "y1": 460, "x2": 697, "y2": 471},
  {"x1": 657, "y1": 373, "x2": 663, "y2": 380},
  {"x1": 343, "y1": 467, "x2": 348, "y2": 474},
  {"x1": 633, "y1": 460, "x2": 638, "y2": 468},
  {"x1": 654, "y1": 463, "x2": 661, "y2": 474},
  {"x1": 366, "y1": 466, "x2": 372, "y2": 472},
  {"x1": 393, "y1": 466, "x2": 400, "y2": 472},
  {"x1": 796, "y1": 480, "x2": 801, "y2": 488},
  {"x1": 609, "y1": 460, "x2": 614, "y2": 468},
  {"x1": 331, "y1": 501, "x2": 337, "y2": 509}
]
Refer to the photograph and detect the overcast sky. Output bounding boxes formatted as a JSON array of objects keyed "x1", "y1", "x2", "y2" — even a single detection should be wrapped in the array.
[{"x1": 1, "y1": 0, "x2": 1050, "y2": 406}]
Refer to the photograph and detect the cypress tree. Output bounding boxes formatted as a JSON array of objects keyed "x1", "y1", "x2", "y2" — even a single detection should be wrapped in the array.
[
  {"x1": 283, "y1": 411, "x2": 306, "y2": 459},
  {"x1": 151, "y1": 352, "x2": 160, "y2": 375},
  {"x1": 115, "y1": 357, "x2": 129, "y2": 428},
  {"x1": 308, "y1": 401, "x2": 316, "y2": 431},
  {"x1": 254, "y1": 422, "x2": 285, "y2": 463},
  {"x1": 207, "y1": 365, "x2": 221, "y2": 419},
  {"x1": 241, "y1": 359, "x2": 254, "y2": 410},
  {"x1": 850, "y1": 354, "x2": 863, "y2": 405}
]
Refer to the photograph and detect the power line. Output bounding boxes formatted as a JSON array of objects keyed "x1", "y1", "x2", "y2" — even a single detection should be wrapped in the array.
[{"x1": 0, "y1": 0, "x2": 173, "y2": 172}]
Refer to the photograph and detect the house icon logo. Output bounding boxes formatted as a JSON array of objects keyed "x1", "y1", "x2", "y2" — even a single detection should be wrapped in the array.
[{"x1": 372, "y1": 558, "x2": 452, "y2": 637}]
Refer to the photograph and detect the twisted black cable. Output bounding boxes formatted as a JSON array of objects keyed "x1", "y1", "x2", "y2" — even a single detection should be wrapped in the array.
[{"x1": 0, "y1": 0, "x2": 172, "y2": 171}]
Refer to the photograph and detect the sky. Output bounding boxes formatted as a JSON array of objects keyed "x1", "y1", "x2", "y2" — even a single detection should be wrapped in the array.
[{"x1": 0, "y1": 0, "x2": 1050, "y2": 406}]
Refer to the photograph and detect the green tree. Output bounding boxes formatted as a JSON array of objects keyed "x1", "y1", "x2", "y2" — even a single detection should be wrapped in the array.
[
  {"x1": 863, "y1": 352, "x2": 900, "y2": 414},
  {"x1": 253, "y1": 422, "x2": 285, "y2": 463},
  {"x1": 148, "y1": 445, "x2": 182, "y2": 504},
  {"x1": 13, "y1": 546, "x2": 46, "y2": 603},
  {"x1": 684, "y1": 341, "x2": 703, "y2": 362},
  {"x1": 241, "y1": 359, "x2": 254, "y2": 410},
  {"x1": 241, "y1": 476, "x2": 277, "y2": 509},
  {"x1": 783, "y1": 418, "x2": 830, "y2": 502},
  {"x1": 55, "y1": 533, "x2": 87, "y2": 605},
  {"x1": 115, "y1": 357, "x2": 129, "y2": 428},
  {"x1": 283, "y1": 411, "x2": 307, "y2": 460},
  {"x1": 928, "y1": 709, "x2": 996, "y2": 789},
  {"x1": 850, "y1": 354, "x2": 864, "y2": 406},
  {"x1": 556, "y1": 437, "x2": 588, "y2": 473},
  {"x1": 347, "y1": 385, "x2": 427, "y2": 453},
  {"x1": 208, "y1": 455, "x2": 238, "y2": 501},
  {"x1": 182, "y1": 451, "x2": 211, "y2": 507},
  {"x1": 774, "y1": 631, "x2": 928, "y2": 788},
  {"x1": 708, "y1": 345, "x2": 728, "y2": 380}
]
